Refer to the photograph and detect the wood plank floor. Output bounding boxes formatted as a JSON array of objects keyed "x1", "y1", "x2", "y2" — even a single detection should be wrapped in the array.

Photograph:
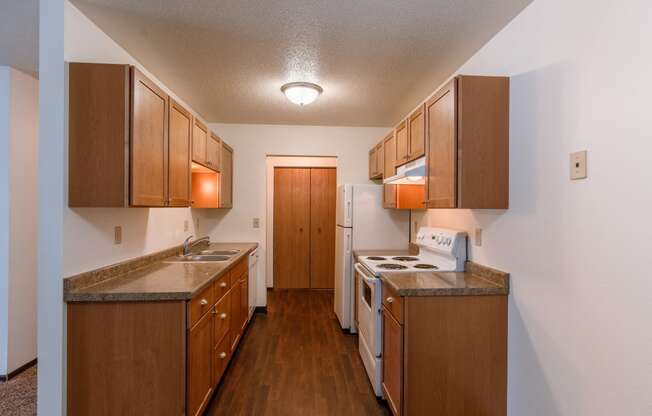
[{"x1": 206, "y1": 290, "x2": 390, "y2": 416}]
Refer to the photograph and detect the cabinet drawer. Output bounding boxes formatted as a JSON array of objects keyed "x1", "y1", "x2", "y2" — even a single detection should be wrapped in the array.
[
  {"x1": 189, "y1": 284, "x2": 214, "y2": 327},
  {"x1": 382, "y1": 284, "x2": 403, "y2": 324},
  {"x1": 230, "y1": 258, "x2": 247, "y2": 285},
  {"x1": 212, "y1": 330, "x2": 231, "y2": 387},
  {"x1": 214, "y1": 292, "x2": 230, "y2": 346},
  {"x1": 213, "y1": 271, "x2": 231, "y2": 301}
]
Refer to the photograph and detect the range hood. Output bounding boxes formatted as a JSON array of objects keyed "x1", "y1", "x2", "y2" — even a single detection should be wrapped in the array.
[{"x1": 383, "y1": 157, "x2": 426, "y2": 185}]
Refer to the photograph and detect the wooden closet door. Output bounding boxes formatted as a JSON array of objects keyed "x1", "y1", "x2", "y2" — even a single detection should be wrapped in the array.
[
  {"x1": 168, "y1": 99, "x2": 191, "y2": 207},
  {"x1": 130, "y1": 68, "x2": 168, "y2": 207},
  {"x1": 309, "y1": 168, "x2": 336, "y2": 289},
  {"x1": 426, "y1": 79, "x2": 457, "y2": 208},
  {"x1": 274, "y1": 168, "x2": 311, "y2": 288}
]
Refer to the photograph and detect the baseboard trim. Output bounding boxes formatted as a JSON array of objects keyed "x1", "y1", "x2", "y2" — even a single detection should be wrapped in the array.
[
  {"x1": 0, "y1": 358, "x2": 37, "y2": 382},
  {"x1": 254, "y1": 306, "x2": 268, "y2": 314}
]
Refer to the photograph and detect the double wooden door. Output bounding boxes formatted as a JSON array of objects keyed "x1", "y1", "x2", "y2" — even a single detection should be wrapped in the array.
[{"x1": 274, "y1": 167, "x2": 336, "y2": 289}]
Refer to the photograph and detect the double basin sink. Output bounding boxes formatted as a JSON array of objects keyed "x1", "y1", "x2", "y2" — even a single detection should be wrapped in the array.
[{"x1": 165, "y1": 249, "x2": 240, "y2": 263}]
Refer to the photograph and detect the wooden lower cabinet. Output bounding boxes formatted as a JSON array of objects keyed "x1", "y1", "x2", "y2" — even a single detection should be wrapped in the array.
[
  {"x1": 382, "y1": 308, "x2": 402, "y2": 416},
  {"x1": 381, "y1": 289, "x2": 508, "y2": 416},
  {"x1": 188, "y1": 311, "x2": 214, "y2": 416},
  {"x1": 66, "y1": 257, "x2": 253, "y2": 416}
]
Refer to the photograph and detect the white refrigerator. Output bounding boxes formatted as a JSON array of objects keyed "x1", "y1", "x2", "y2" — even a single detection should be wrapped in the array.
[{"x1": 334, "y1": 184, "x2": 410, "y2": 332}]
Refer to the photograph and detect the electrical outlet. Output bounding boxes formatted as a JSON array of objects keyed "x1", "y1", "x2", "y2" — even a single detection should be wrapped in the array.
[
  {"x1": 253, "y1": 218, "x2": 260, "y2": 229},
  {"x1": 474, "y1": 228, "x2": 483, "y2": 247},
  {"x1": 570, "y1": 150, "x2": 587, "y2": 180},
  {"x1": 114, "y1": 226, "x2": 122, "y2": 245},
  {"x1": 184, "y1": 220, "x2": 189, "y2": 232}
]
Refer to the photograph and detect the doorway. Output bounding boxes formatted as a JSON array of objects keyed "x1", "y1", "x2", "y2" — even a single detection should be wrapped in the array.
[{"x1": 273, "y1": 167, "x2": 336, "y2": 289}]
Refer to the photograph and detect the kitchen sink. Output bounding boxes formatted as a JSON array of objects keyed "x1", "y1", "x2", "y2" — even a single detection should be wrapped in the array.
[
  {"x1": 165, "y1": 254, "x2": 231, "y2": 263},
  {"x1": 199, "y1": 249, "x2": 240, "y2": 256}
]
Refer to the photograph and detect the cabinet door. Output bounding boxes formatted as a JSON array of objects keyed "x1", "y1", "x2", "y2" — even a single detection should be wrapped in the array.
[
  {"x1": 188, "y1": 311, "x2": 213, "y2": 416},
  {"x1": 212, "y1": 328, "x2": 231, "y2": 387},
  {"x1": 376, "y1": 143, "x2": 384, "y2": 178},
  {"x1": 130, "y1": 68, "x2": 169, "y2": 207},
  {"x1": 309, "y1": 168, "x2": 336, "y2": 289},
  {"x1": 192, "y1": 119, "x2": 208, "y2": 165},
  {"x1": 214, "y1": 291, "x2": 230, "y2": 347},
  {"x1": 206, "y1": 132, "x2": 221, "y2": 172},
  {"x1": 382, "y1": 308, "x2": 403, "y2": 416},
  {"x1": 219, "y1": 143, "x2": 233, "y2": 208},
  {"x1": 273, "y1": 168, "x2": 311, "y2": 288},
  {"x1": 168, "y1": 99, "x2": 191, "y2": 207},
  {"x1": 408, "y1": 104, "x2": 425, "y2": 161},
  {"x1": 425, "y1": 79, "x2": 457, "y2": 208},
  {"x1": 395, "y1": 120, "x2": 409, "y2": 166},
  {"x1": 230, "y1": 281, "x2": 242, "y2": 351},
  {"x1": 240, "y1": 275, "x2": 248, "y2": 330},
  {"x1": 368, "y1": 148, "x2": 376, "y2": 179},
  {"x1": 383, "y1": 132, "x2": 397, "y2": 208}
]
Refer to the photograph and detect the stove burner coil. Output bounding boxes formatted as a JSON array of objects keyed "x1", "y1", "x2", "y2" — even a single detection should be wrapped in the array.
[
  {"x1": 366, "y1": 256, "x2": 387, "y2": 261},
  {"x1": 414, "y1": 264, "x2": 438, "y2": 269},
  {"x1": 377, "y1": 264, "x2": 408, "y2": 270},
  {"x1": 392, "y1": 256, "x2": 419, "y2": 262}
]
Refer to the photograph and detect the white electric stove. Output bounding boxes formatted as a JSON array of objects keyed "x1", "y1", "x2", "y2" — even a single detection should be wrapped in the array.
[{"x1": 355, "y1": 227, "x2": 467, "y2": 397}]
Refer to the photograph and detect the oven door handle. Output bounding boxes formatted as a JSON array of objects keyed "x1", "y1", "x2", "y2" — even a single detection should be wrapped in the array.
[{"x1": 354, "y1": 263, "x2": 377, "y2": 284}]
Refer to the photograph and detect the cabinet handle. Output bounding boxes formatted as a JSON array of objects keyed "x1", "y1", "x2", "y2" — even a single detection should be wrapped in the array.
[
  {"x1": 386, "y1": 297, "x2": 394, "y2": 304},
  {"x1": 220, "y1": 313, "x2": 227, "y2": 320},
  {"x1": 219, "y1": 282, "x2": 227, "y2": 288},
  {"x1": 200, "y1": 298, "x2": 208, "y2": 306},
  {"x1": 219, "y1": 352, "x2": 227, "y2": 359}
]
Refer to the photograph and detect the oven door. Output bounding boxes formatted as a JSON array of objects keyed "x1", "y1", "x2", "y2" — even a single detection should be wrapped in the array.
[{"x1": 354, "y1": 263, "x2": 382, "y2": 357}]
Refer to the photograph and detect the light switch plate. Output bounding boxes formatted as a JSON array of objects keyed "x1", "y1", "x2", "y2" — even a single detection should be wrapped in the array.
[
  {"x1": 474, "y1": 228, "x2": 483, "y2": 247},
  {"x1": 114, "y1": 226, "x2": 122, "y2": 245},
  {"x1": 570, "y1": 150, "x2": 587, "y2": 180},
  {"x1": 253, "y1": 218, "x2": 260, "y2": 229}
]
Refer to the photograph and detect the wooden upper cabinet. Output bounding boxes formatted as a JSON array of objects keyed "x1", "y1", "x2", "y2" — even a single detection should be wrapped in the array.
[
  {"x1": 425, "y1": 79, "x2": 457, "y2": 209},
  {"x1": 425, "y1": 76, "x2": 509, "y2": 209},
  {"x1": 376, "y1": 142, "x2": 384, "y2": 178},
  {"x1": 192, "y1": 118, "x2": 208, "y2": 166},
  {"x1": 368, "y1": 148, "x2": 377, "y2": 179},
  {"x1": 206, "y1": 132, "x2": 221, "y2": 172},
  {"x1": 395, "y1": 120, "x2": 409, "y2": 166},
  {"x1": 219, "y1": 142, "x2": 233, "y2": 208},
  {"x1": 130, "y1": 67, "x2": 169, "y2": 207},
  {"x1": 69, "y1": 63, "x2": 130, "y2": 207},
  {"x1": 407, "y1": 104, "x2": 425, "y2": 161},
  {"x1": 168, "y1": 98, "x2": 192, "y2": 207}
]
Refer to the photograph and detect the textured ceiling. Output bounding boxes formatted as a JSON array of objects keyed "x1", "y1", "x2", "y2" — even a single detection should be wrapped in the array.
[{"x1": 0, "y1": 0, "x2": 39, "y2": 76}]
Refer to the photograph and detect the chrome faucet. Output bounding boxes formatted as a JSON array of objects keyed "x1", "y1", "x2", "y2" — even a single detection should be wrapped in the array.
[{"x1": 183, "y1": 235, "x2": 210, "y2": 256}]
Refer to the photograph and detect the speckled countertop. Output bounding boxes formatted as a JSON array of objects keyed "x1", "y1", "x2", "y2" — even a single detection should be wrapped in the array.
[
  {"x1": 353, "y1": 249, "x2": 509, "y2": 297},
  {"x1": 64, "y1": 242, "x2": 258, "y2": 302}
]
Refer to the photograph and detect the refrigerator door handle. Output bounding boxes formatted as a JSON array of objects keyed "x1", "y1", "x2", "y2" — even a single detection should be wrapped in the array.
[
  {"x1": 346, "y1": 200, "x2": 352, "y2": 224},
  {"x1": 346, "y1": 234, "x2": 351, "y2": 253}
]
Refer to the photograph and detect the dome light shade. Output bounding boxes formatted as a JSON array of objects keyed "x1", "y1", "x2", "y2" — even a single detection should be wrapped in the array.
[{"x1": 281, "y1": 82, "x2": 323, "y2": 106}]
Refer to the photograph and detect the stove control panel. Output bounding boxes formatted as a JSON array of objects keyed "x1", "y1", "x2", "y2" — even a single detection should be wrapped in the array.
[{"x1": 416, "y1": 227, "x2": 467, "y2": 256}]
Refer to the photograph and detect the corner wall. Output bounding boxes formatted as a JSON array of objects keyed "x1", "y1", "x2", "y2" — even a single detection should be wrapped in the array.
[{"x1": 408, "y1": 0, "x2": 652, "y2": 414}]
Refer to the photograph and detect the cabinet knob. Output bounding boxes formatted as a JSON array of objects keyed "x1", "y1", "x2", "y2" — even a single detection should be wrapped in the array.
[
  {"x1": 219, "y1": 352, "x2": 227, "y2": 359},
  {"x1": 386, "y1": 297, "x2": 394, "y2": 304},
  {"x1": 220, "y1": 313, "x2": 227, "y2": 320},
  {"x1": 200, "y1": 298, "x2": 208, "y2": 306},
  {"x1": 220, "y1": 282, "x2": 227, "y2": 288}
]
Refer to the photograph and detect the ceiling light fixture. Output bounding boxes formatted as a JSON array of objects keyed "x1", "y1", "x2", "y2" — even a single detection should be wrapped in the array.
[{"x1": 281, "y1": 82, "x2": 323, "y2": 106}]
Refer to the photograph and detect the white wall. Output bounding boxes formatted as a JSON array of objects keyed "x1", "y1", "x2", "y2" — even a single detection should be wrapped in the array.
[
  {"x1": 0, "y1": 67, "x2": 39, "y2": 377},
  {"x1": 407, "y1": 0, "x2": 652, "y2": 414},
  {"x1": 202, "y1": 124, "x2": 388, "y2": 303},
  {"x1": 38, "y1": 0, "x2": 66, "y2": 413},
  {"x1": 0, "y1": 66, "x2": 10, "y2": 377},
  {"x1": 63, "y1": 0, "x2": 205, "y2": 276}
]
